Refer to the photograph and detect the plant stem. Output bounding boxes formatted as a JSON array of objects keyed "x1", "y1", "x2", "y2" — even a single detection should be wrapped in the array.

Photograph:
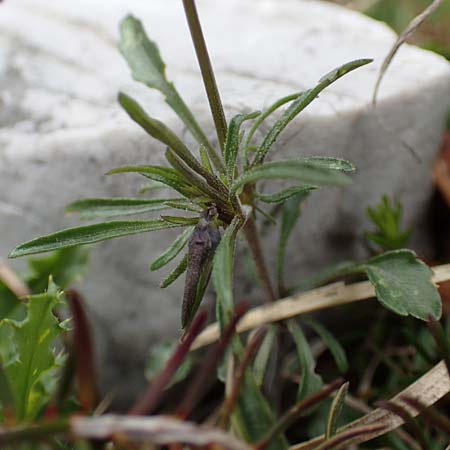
[
  {"x1": 182, "y1": 0, "x2": 228, "y2": 152},
  {"x1": 243, "y1": 216, "x2": 276, "y2": 303}
]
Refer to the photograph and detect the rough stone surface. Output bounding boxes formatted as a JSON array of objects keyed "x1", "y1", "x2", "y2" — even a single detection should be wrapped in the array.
[{"x1": 1, "y1": 0, "x2": 450, "y2": 403}]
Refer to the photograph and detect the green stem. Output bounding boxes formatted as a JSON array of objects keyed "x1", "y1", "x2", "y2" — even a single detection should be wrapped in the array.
[
  {"x1": 243, "y1": 216, "x2": 276, "y2": 303},
  {"x1": 182, "y1": 0, "x2": 228, "y2": 153}
]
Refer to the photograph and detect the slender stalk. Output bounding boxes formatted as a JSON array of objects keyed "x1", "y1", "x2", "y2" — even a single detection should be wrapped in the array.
[
  {"x1": 182, "y1": 0, "x2": 228, "y2": 152},
  {"x1": 243, "y1": 216, "x2": 276, "y2": 302}
]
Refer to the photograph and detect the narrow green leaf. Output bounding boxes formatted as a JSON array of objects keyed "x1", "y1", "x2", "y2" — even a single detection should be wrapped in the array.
[
  {"x1": 66, "y1": 197, "x2": 180, "y2": 219},
  {"x1": 253, "y1": 59, "x2": 372, "y2": 164},
  {"x1": 163, "y1": 200, "x2": 204, "y2": 213},
  {"x1": 326, "y1": 382, "x2": 349, "y2": 439},
  {"x1": 9, "y1": 220, "x2": 181, "y2": 258},
  {"x1": 199, "y1": 145, "x2": 214, "y2": 174},
  {"x1": 256, "y1": 186, "x2": 317, "y2": 204},
  {"x1": 303, "y1": 318, "x2": 349, "y2": 373},
  {"x1": 288, "y1": 321, "x2": 324, "y2": 403},
  {"x1": 277, "y1": 191, "x2": 311, "y2": 294},
  {"x1": 213, "y1": 217, "x2": 241, "y2": 334},
  {"x1": 165, "y1": 149, "x2": 227, "y2": 205},
  {"x1": 232, "y1": 370, "x2": 289, "y2": 450},
  {"x1": 362, "y1": 250, "x2": 442, "y2": 321},
  {"x1": 244, "y1": 93, "x2": 302, "y2": 151},
  {"x1": 231, "y1": 159, "x2": 352, "y2": 195},
  {"x1": 150, "y1": 227, "x2": 194, "y2": 271},
  {"x1": 252, "y1": 324, "x2": 277, "y2": 387},
  {"x1": 224, "y1": 111, "x2": 260, "y2": 183},
  {"x1": 0, "y1": 279, "x2": 66, "y2": 421},
  {"x1": 108, "y1": 165, "x2": 198, "y2": 197},
  {"x1": 119, "y1": 93, "x2": 210, "y2": 177},
  {"x1": 300, "y1": 156, "x2": 356, "y2": 173},
  {"x1": 119, "y1": 16, "x2": 223, "y2": 172},
  {"x1": 161, "y1": 216, "x2": 199, "y2": 226},
  {"x1": 160, "y1": 254, "x2": 188, "y2": 288}
]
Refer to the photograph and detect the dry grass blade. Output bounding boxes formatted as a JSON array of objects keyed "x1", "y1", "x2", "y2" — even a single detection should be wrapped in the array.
[
  {"x1": 0, "y1": 261, "x2": 30, "y2": 298},
  {"x1": 191, "y1": 263, "x2": 450, "y2": 350},
  {"x1": 372, "y1": 0, "x2": 443, "y2": 105},
  {"x1": 71, "y1": 414, "x2": 252, "y2": 450},
  {"x1": 290, "y1": 360, "x2": 450, "y2": 450}
]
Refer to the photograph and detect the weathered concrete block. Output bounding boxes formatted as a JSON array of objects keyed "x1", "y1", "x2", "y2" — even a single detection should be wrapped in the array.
[{"x1": 1, "y1": 0, "x2": 449, "y2": 402}]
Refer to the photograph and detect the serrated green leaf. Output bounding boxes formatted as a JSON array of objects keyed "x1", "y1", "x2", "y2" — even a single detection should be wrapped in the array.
[
  {"x1": 26, "y1": 247, "x2": 90, "y2": 294},
  {"x1": 253, "y1": 59, "x2": 372, "y2": 164},
  {"x1": 225, "y1": 111, "x2": 260, "y2": 182},
  {"x1": 256, "y1": 186, "x2": 317, "y2": 204},
  {"x1": 119, "y1": 15, "x2": 223, "y2": 172},
  {"x1": 108, "y1": 164, "x2": 197, "y2": 197},
  {"x1": 150, "y1": 227, "x2": 194, "y2": 271},
  {"x1": 0, "y1": 284, "x2": 22, "y2": 321},
  {"x1": 326, "y1": 382, "x2": 349, "y2": 439},
  {"x1": 66, "y1": 198, "x2": 181, "y2": 219},
  {"x1": 0, "y1": 279, "x2": 65, "y2": 421},
  {"x1": 288, "y1": 321, "x2": 324, "y2": 403},
  {"x1": 303, "y1": 318, "x2": 348, "y2": 373},
  {"x1": 362, "y1": 250, "x2": 442, "y2": 321},
  {"x1": 213, "y1": 217, "x2": 241, "y2": 335},
  {"x1": 160, "y1": 254, "x2": 188, "y2": 288},
  {"x1": 145, "y1": 340, "x2": 195, "y2": 387},
  {"x1": 231, "y1": 159, "x2": 352, "y2": 195},
  {"x1": 277, "y1": 191, "x2": 311, "y2": 294},
  {"x1": 9, "y1": 220, "x2": 181, "y2": 258}
]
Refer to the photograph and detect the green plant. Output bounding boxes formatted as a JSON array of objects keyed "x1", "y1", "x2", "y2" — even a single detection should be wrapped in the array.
[{"x1": 2, "y1": 1, "x2": 448, "y2": 449}]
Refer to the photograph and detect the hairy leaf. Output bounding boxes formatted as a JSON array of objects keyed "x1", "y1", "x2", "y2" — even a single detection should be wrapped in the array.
[
  {"x1": 151, "y1": 227, "x2": 194, "y2": 271},
  {"x1": 160, "y1": 254, "x2": 188, "y2": 288},
  {"x1": 119, "y1": 16, "x2": 223, "y2": 171},
  {"x1": 0, "y1": 279, "x2": 66, "y2": 420},
  {"x1": 213, "y1": 217, "x2": 241, "y2": 334},
  {"x1": 108, "y1": 165, "x2": 197, "y2": 197},
  {"x1": 231, "y1": 160, "x2": 352, "y2": 195},
  {"x1": 118, "y1": 93, "x2": 210, "y2": 179},
  {"x1": 66, "y1": 197, "x2": 181, "y2": 219},
  {"x1": 225, "y1": 112, "x2": 260, "y2": 182},
  {"x1": 256, "y1": 186, "x2": 317, "y2": 204},
  {"x1": 9, "y1": 220, "x2": 181, "y2": 258},
  {"x1": 253, "y1": 59, "x2": 372, "y2": 164}
]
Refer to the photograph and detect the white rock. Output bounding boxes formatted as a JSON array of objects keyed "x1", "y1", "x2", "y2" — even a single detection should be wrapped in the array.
[{"x1": 1, "y1": 0, "x2": 449, "y2": 402}]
